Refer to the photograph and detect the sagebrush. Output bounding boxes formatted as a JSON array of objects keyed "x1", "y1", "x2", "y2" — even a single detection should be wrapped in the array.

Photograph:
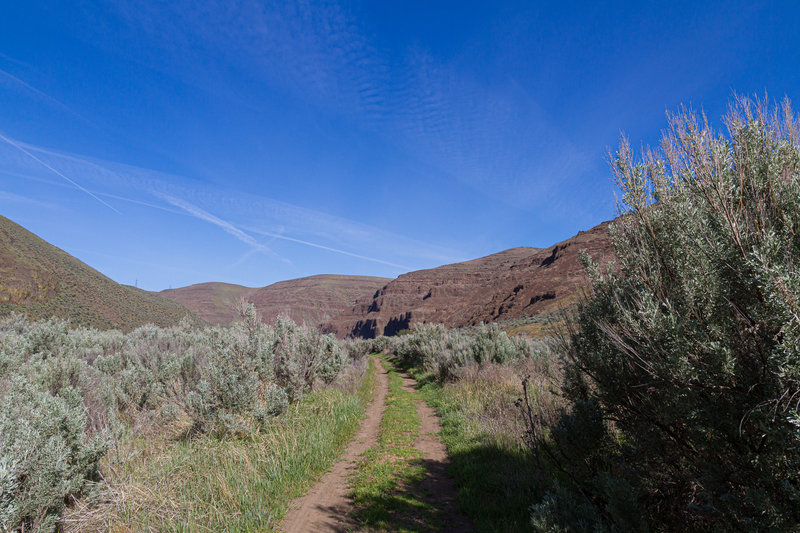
[
  {"x1": 0, "y1": 306, "x2": 359, "y2": 532},
  {"x1": 531, "y1": 95, "x2": 800, "y2": 531}
]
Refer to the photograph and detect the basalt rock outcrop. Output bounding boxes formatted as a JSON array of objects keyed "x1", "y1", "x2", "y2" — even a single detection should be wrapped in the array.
[{"x1": 324, "y1": 220, "x2": 615, "y2": 338}]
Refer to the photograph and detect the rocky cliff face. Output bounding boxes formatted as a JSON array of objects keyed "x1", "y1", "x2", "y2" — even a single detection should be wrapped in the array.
[
  {"x1": 246, "y1": 275, "x2": 391, "y2": 327},
  {"x1": 324, "y1": 220, "x2": 615, "y2": 338}
]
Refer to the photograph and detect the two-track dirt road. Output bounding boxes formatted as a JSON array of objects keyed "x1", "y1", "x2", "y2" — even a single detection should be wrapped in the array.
[{"x1": 281, "y1": 357, "x2": 472, "y2": 532}]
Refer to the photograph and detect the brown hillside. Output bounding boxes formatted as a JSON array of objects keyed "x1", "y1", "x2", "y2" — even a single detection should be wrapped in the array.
[
  {"x1": 0, "y1": 214, "x2": 201, "y2": 331},
  {"x1": 160, "y1": 282, "x2": 255, "y2": 324},
  {"x1": 324, "y1": 220, "x2": 615, "y2": 338},
  {"x1": 161, "y1": 275, "x2": 391, "y2": 327}
]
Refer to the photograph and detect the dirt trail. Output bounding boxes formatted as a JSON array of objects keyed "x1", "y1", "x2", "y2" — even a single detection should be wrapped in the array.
[
  {"x1": 281, "y1": 359, "x2": 472, "y2": 532},
  {"x1": 400, "y1": 374, "x2": 474, "y2": 533},
  {"x1": 281, "y1": 358, "x2": 389, "y2": 533}
]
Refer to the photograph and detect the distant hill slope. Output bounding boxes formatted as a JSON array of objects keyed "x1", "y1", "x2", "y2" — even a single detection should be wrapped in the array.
[
  {"x1": 160, "y1": 282, "x2": 254, "y2": 325},
  {"x1": 161, "y1": 275, "x2": 391, "y2": 327},
  {"x1": 0, "y1": 214, "x2": 201, "y2": 331},
  {"x1": 324, "y1": 220, "x2": 615, "y2": 338}
]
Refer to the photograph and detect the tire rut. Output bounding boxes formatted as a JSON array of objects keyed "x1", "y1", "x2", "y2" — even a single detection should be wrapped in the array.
[
  {"x1": 400, "y1": 373, "x2": 474, "y2": 533},
  {"x1": 282, "y1": 359, "x2": 472, "y2": 532},
  {"x1": 281, "y1": 357, "x2": 389, "y2": 533}
]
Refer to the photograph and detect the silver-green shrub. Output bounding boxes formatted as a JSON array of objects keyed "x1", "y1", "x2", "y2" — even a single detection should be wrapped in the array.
[
  {"x1": 186, "y1": 327, "x2": 259, "y2": 434},
  {"x1": 393, "y1": 322, "x2": 546, "y2": 381},
  {"x1": 532, "y1": 95, "x2": 800, "y2": 530},
  {"x1": 273, "y1": 315, "x2": 346, "y2": 400},
  {"x1": 0, "y1": 304, "x2": 352, "y2": 528},
  {"x1": 0, "y1": 378, "x2": 108, "y2": 533},
  {"x1": 471, "y1": 323, "x2": 518, "y2": 365}
]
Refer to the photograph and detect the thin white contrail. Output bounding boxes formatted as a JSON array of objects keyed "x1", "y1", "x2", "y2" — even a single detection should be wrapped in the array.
[
  {"x1": 1, "y1": 139, "x2": 454, "y2": 269},
  {"x1": 0, "y1": 68, "x2": 74, "y2": 115},
  {"x1": 247, "y1": 226, "x2": 413, "y2": 270},
  {"x1": 159, "y1": 193, "x2": 292, "y2": 265},
  {"x1": 0, "y1": 133, "x2": 121, "y2": 214},
  {"x1": 0, "y1": 68, "x2": 99, "y2": 128}
]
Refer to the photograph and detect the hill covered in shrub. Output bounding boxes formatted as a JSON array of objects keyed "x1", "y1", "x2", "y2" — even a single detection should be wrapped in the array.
[
  {"x1": 0, "y1": 215, "x2": 201, "y2": 331},
  {"x1": 161, "y1": 275, "x2": 390, "y2": 327}
]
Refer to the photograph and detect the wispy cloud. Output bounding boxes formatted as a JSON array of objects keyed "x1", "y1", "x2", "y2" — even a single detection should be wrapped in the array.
[
  {"x1": 0, "y1": 53, "x2": 29, "y2": 68},
  {"x1": 157, "y1": 192, "x2": 290, "y2": 264},
  {"x1": 0, "y1": 138, "x2": 463, "y2": 272},
  {"x1": 0, "y1": 67, "x2": 74, "y2": 114},
  {"x1": 0, "y1": 134, "x2": 121, "y2": 214},
  {"x1": 0, "y1": 190, "x2": 57, "y2": 210},
  {"x1": 106, "y1": 1, "x2": 590, "y2": 210},
  {"x1": 245, "y1": 226, "x2": 413, "y2": 270},
  {"x1": 0, "y1": 67, "x2": 97, "y2": 128}
]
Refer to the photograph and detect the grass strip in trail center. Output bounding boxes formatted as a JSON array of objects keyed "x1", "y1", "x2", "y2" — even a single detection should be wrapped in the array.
[{"x1": 350, "y1": 357, "x2": 440, "y2": 532}]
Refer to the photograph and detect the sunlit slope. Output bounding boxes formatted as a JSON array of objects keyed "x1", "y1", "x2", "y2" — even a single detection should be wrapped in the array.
[
  {"x1": 325, "y1": 220, "x2": 615, "y2": 338},
  {"x1": 0, "y1": 214, "x2": 200, "y2": 330},
  {"x1": 160, "y1": 282, "x2": 255, "y2": 325}
]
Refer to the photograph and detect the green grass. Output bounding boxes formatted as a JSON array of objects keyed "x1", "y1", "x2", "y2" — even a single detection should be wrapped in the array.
[
  {"x1": 409, "y1": 365, "x2": 548, "y2": 533},
  {"x1": 350, "y1": 357, "x2": 439, "y2": 532},
  {"x1": 79, "y1": 358, "x2": 377, "y2": 532}
]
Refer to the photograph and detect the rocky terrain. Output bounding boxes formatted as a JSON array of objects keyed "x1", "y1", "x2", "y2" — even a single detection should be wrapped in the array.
[
  {"x1": 324, "y1": 219, "x2": 615, "y2": 338},
  {"x1": 0, "y1": 215, "x2": 200, "y2": 331},
  {"x1": 161, "y1": 275, "x2": 390, "y2": 327},
  {"x1": 0, "y1": 211, "x2": 615, "y2": 336}
]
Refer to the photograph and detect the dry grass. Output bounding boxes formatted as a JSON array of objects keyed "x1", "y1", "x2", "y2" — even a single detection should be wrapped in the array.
[
  {"x1": 0, "y1": 214, "x2": 203, "y2": 331},
  {"x1": 413, "y1": 356, "x2": 563, "y2": 532},
  {"x1": 496, "y1": 299, "x2": 580, "y2": 340},
  {"x1": 447, "y1": 359, "x2": 561, "y2": 446},
  {"x1": 63, "y1": 358, "x2": 375, "y2": 532}
]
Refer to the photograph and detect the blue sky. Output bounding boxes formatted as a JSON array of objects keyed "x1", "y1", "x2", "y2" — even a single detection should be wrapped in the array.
[{"x1": 0, "y1": 1, "x2": 798, "y2": 290}]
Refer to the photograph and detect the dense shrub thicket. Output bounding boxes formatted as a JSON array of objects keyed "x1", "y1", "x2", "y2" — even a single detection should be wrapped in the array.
[
  {"x1": 532, "y1": 96, "x2": 800, "y2": 531},
  {"x1": 391, "y1": 322, "x2": 548, "y2": 381},
  {"x1": 0, "y1": 307, "x2": 356, "y2": 532}
]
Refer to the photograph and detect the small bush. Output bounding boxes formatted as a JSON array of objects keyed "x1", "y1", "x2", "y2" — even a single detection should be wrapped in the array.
[
  {"x1": 273, "y1": 315, "x2": 346, "y2": 400},
  {"x1": 393, "y1": 322, "x2": 548, "y2": 382},
  {"x1": 0, "y1": 378, "x2": 108, "y2": 533}
]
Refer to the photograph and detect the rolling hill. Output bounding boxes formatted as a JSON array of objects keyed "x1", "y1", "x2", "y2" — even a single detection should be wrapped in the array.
[
  {"x1": 323, "y1": 219, "x2": 615, "y2": 338},
  {"x1": 0, "y1": 211, "x2": 615, "y2": 337},
  {"x1": 160, "y1": 282, "x2": 255, "y2": 325},
  {"x1": 0, "y1": 214, "x2": 201, "y2": 331},
  {"x1": 160, "y1": 275, "x2": 391, "y2": 327}
]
